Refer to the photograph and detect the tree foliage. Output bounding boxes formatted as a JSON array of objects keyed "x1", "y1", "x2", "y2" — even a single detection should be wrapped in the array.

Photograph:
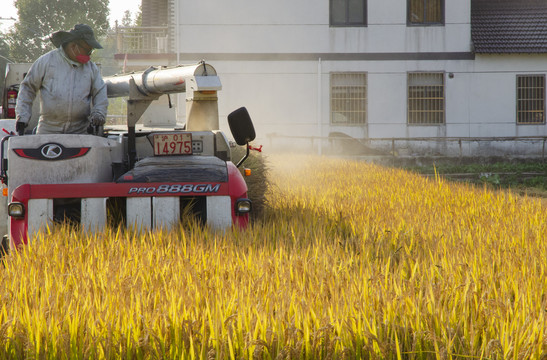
[{"x1": 7, "y1": 0, "x2": 109, "y2": 62}]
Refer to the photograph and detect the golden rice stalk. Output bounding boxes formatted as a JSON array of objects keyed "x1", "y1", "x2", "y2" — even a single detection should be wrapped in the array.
[{"x1": 0, "y1": 154, "x2": 545, "y2": 359}]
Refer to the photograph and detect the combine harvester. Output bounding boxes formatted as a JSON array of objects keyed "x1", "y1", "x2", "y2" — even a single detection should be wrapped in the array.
[{"x1": 0, "y1": 61, "x2": 256, "y2": 254}]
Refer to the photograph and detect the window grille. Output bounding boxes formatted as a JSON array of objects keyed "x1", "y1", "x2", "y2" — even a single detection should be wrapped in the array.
[
  {"x1": 516, "y1": 75, "x2": 545, "y2": 124},
  {"x1": 408, "y1": 0, "x2": 444, "y2": 25},
  {"x1": 408, "y1": 72, "x2": 445, "y2": 125},
  {"x1": 330, "y1": 73, "x2": 367, "y2": 125},
  {"x1": 330, "y1": 0, "x2": 367, "y2": 26}
]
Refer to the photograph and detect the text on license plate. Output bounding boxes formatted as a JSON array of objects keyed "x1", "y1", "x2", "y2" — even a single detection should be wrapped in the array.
[{"x1": 153, "y1": 133, "x2": 193, "y2": 155}]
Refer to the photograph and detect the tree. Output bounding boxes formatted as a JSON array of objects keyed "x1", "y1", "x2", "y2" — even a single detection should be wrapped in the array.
[
  {"x1": 7, "y1": 0, "x2": 109, "y2": 62},
  {"x1": 120, "y1": 5, "x2": 142, "y2": 27},
  {"x1": 121, "y1": 10, "x2": 134, "y2": 27}
]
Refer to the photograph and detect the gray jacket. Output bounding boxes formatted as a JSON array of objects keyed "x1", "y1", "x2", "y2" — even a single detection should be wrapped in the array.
[{"x1": 15, "y1": 47, "x2": 108, "y2": 134}]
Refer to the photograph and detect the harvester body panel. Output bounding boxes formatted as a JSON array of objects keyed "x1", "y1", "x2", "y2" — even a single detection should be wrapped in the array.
[{"x1": 1, "y1": 62, "x2": 255, "y2": 252}]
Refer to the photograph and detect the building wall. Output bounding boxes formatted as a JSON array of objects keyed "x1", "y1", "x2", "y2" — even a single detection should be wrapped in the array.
[
  {"x1": 174, "y1": 0, "x2": 547, "y2": 156},
  {"x1": 178, "y1": 0, "x2": 470, "y2": 54}
]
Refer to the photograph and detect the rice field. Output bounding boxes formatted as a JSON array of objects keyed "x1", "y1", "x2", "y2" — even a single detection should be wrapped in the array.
[{"x1": 0, "y1": 154, "x2": 546, "y2": 359}]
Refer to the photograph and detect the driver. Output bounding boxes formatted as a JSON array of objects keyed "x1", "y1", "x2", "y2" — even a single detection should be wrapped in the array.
[{"x1": 15, "y1": 24, "x2": 108, "y2": 135}]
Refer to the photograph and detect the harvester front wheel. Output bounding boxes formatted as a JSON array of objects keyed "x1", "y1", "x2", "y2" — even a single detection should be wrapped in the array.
[{"x1": 0, "y1": 235, "x2": 8, "y2": 259}]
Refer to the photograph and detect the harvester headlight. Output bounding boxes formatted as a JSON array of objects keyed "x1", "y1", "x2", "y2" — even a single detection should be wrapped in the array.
[
  {"x1": 8, "y1": 202, "x2": 25, "y2": 219},
  {"x1": 235, "y1": 198, "x2": 252, "y2": 215}
]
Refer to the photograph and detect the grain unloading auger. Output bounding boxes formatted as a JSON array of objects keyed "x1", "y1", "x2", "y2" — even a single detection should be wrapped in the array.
[{"x1": 0, "y1": 62, "x2": 256, "y2": 253}]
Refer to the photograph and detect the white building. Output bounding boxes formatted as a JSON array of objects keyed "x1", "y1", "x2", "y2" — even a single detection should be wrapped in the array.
[{"x1": 115, "y1": 0, "x2": 547, "y2": 157}]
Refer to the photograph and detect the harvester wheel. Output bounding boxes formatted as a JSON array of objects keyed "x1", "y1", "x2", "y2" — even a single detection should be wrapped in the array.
[{"x1": 0, "y1": 235, "x2": 8, "y2": 259}]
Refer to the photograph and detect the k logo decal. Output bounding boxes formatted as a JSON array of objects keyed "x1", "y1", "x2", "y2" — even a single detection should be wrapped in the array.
[
  {"x1": 14, "y1": 143, "x2": 90, "y2": 161},
  {"x1": 40, "y1": 144, "x2": 63, "y2": 159}
]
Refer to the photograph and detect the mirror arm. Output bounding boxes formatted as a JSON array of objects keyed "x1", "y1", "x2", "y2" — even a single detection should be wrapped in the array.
[{"x1": 236, "y1": 143, "x2": 250, "y2": 168}]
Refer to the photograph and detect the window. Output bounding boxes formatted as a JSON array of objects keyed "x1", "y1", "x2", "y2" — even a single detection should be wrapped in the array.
[
  {"x1": 330, "y1": 73, "x2": 367, "y2": 125},
  {"x1": 330, "y1": 0, "x2": 367, "y2": 27},
  {"x1": 408, "y1": 72, "x2": 445, "y2": 125},
  {"x1": 517, "y1": 75, "x2": 545, "y2": 124},
  {"x1": 408, "y1": 0, "x2": 444, "y2": 25}
]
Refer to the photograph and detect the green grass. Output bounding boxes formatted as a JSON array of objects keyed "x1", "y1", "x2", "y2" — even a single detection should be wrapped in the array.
[
  {"x1": 408, "y1": 161, "x2": 547, "y2": 174},
  {"x1": 404, "y1": 161, "x2": 547, "y2": 195}
]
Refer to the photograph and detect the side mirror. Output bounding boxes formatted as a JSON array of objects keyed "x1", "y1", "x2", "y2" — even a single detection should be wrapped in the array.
[
  {"x1": 228, "y1": 107, "x2": 257, "y2": 168},
  {"x1": 228, "y1": 107, "x2": 256, "y2": 145}
]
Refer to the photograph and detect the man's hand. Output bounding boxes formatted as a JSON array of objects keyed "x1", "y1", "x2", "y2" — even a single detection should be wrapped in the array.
[
  {"x1": 15, "y1": 121, "x2": 27, "y2": 136},
  {"x1": 89, "y1": 114, "x2": 105, "y2": 127}
]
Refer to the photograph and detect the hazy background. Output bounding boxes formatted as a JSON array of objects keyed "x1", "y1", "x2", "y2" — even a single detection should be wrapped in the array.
[{"x1": 0, "y1": 0, "x2": 141, "y2": 32}]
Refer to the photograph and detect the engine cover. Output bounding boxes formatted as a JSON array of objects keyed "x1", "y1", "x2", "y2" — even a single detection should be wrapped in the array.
[{"x1": 117, "y1": 155, "x2": 228, "y2": 183}]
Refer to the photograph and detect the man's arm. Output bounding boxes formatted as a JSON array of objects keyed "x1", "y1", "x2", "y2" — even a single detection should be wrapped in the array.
[
  {"x1": 15, "y1": 60, "x2": 44, "y2": 127},
  {"x1": 89, "y1": 65, "x2": 108, "y2": 124}
]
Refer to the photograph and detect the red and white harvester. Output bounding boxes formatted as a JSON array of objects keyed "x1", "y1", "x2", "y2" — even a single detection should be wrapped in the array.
[{"x1": 0, "y1": 62, "x2": 256, "y2": 254}]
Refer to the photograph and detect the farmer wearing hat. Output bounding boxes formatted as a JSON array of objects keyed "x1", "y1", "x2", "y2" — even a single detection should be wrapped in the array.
[{"x1": 15, "y1": 24, "x2": 108, "y2": 134}]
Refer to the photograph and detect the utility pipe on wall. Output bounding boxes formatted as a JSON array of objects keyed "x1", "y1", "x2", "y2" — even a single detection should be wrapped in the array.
[{"x1": 317, "y1": 57, "x2": 322, "y2": 156}]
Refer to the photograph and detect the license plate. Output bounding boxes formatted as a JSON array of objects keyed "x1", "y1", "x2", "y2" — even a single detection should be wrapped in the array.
[{"x1": 153, "y1": 133, "x2": 193, "y2": 155}]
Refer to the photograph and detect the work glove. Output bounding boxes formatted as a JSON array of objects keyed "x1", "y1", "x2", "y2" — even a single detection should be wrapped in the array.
[
  {"x1": 15, "y1": 121, "x2": 27, "y2": 136},
  {"x1": 89, "y1": 114, "x2": 105, "y2": 127}
]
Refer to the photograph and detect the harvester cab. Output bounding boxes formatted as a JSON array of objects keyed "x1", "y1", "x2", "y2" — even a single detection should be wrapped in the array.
[{"x1": 0, "y1": 61, "x2": 256, "y2": 252}]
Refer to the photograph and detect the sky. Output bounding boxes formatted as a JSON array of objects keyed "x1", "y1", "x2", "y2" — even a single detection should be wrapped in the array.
[{"x1": 0, "y1": 0, "x2": 141, "y2": 32}]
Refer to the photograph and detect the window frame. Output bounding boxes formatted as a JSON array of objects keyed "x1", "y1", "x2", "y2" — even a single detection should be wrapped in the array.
[
  {"x1": 330, "y1": 72, "x2": 368, "y2": 126},
  {"x1": 330, "y1": 0, "x2": 367, "y2": 27},
  {"x1": 516, "y1": 74, "x2": 546, "y2": 125},
  {"x1": 407, "y1": 72, "x2": 445, "y2": 126},
  {"x1": 407, "y1": 0, "x2": 445, "y2": 26}
]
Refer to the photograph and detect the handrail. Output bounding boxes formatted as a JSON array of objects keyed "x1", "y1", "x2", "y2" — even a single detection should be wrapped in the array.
[
  {"x1": 113, "y1": 25, "x2": 170, "y2": 54},
  {"x1": 267, "y1": 134, "x2": 547, "y2": 142},
  {"x1": 266, "y1": 133, "x2": 547, "y2": 158}
]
